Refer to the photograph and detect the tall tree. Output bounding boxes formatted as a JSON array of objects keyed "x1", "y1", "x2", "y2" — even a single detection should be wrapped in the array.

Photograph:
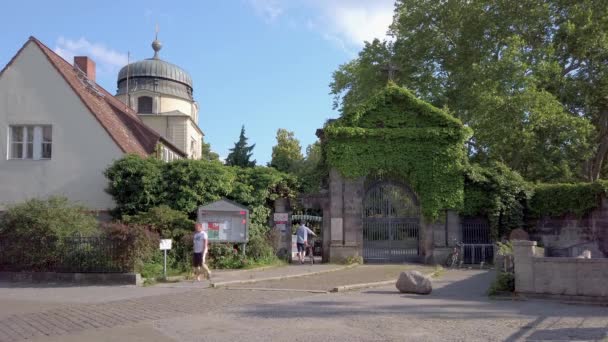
[
  {"x1": 200, "y1": 138, "x2": 220, "y2": 161},
  {"x1": 225, "y1": 125, "x2": 256, "y2": 168},
  {"x1": 296, "y1": 141, "x2": 326, "y2": 193},
  {"x1": 270, "y1": 129, "x2": 303, "y2": 172},
  {"x1": 331, "y1": 0, "x2": 606, "y2": 182}
]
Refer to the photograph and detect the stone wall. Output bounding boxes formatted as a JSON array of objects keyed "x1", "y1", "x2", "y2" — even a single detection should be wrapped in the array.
[
  {"x1": 529, "y1": 198, "x2": 608, "y2": 258},
  {"x1": 513, "y1": 240, "x2": 608, "y2": 299}
]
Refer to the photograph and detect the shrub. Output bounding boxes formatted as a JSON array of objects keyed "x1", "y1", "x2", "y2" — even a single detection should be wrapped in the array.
[
  {"x1": 487, "y1": 272, "x2": 515, "y2": 296},
  {"x1": 162, "y1": 159, "x2": 235, "y2": 215},
  {"x1": 208, "y1": 243, "x2": 246, "y2": 269},
  {"x1": 123, "y1": 206, "x2": 194, "y2": 269},
  {"x1": 245, "y1": 234, "x2": 275, "y2": 261},
  {"x1": 101, "y1": 222, "x2": 159, "y2": 272},
  {"x1": 104, "y1": 155, "x2": 165, "y2": 217},
  {"x1": 0, "y1": 196, "x2": 98, "y2": 240}
]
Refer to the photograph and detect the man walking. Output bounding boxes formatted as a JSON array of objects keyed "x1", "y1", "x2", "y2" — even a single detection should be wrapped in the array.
[
  {"x1": 295, "y1": 221, "x2": 316, "y2": 264},
  {"x1": 193, "y1": 222, "x2": 211, "y2": 281}
]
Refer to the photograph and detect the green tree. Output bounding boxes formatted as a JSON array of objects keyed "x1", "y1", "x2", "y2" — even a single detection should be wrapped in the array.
[
  {"x1": 225, "y1": 125, "x2": 256, "y2": 168},
  {"x1": 295, "y1": 141, "x2": 326, "y2": 193},
  {"x1": 331, "y1": 0, "x2": 605, "y2": 182},
  {"x1": 270, "y1": 129, "x2": 303, "y2": 172},
  {"x1": 200, "y1": 137, "x2": 220, "y2": 161}
]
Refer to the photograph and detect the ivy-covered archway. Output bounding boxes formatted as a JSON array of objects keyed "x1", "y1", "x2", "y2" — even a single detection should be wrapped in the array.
[{"x1": 323, "y1": 83, "x2": 471, "y2": 220}]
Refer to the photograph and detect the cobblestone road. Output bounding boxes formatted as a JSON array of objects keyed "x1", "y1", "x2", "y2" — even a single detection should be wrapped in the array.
[
  {"x1": 1, "y1": 267, "x2": 606, "y2": 341},
  {"x1": 0, "y1": 287, "x2": 310, "y2": 341}
]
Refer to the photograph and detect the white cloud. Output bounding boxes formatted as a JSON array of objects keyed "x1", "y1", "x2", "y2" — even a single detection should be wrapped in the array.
[
  {"x1": 247, "y1": 0, "x2": 284, "y2": 22},
  {"x1": 247, "y1": 0, "x2": 395, "y2": 50},
  {"x1": 54, "y1": 37, "x2": 128, "y2": 75},
  {"x1": 320, "y1": 1, "x2": 395, "y2": 46}
]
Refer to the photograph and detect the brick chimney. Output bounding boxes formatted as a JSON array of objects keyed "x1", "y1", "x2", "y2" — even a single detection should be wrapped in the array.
[{"x1": 74, "y1": 56, "x2": 96, "y2": 82}]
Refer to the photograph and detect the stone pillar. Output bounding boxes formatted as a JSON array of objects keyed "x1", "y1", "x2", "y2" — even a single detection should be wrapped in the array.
[
  {"x1": 419, "y1": 217, "x2": 435, "y2": 264},
  {"x1": 343, "y1": 177, "x2": 364, "y2": 254},
  {"x1": 329, "y1": 169, "x2": 344, "y2": 246},
  {"x1": 274, "y1": 198, "x2": 291, "y2": 262},
  {"x1": 512, "y1": 240, "x2": 537, "y2": 293},
  {"x1": 322, "y1": 201, "x2": 331, "y2": 263},
  {"x1": 446, "y1": 210, "x2": 461, "y2": 246}
]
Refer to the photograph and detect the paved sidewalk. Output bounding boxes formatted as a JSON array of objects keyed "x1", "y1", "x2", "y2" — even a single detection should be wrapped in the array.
[
  {"x1": 228, "y1": 264, "x2": 434, "y2": 292},
  {"x1": 154, "y1": 263, "x2": 349, "y2": 288}
]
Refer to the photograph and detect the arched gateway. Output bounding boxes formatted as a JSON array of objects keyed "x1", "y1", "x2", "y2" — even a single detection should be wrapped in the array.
[
  {"x1": 318, "y1": 83, "x2": 470, "y2": 263},
  {"x1": 363, "y1": 181, "x2": 420, "y2": 262}
]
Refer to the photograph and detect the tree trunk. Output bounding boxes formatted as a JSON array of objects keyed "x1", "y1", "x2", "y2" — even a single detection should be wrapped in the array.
[{"x1": 589, "y1": 107, "x2": 608, "y2": 181}]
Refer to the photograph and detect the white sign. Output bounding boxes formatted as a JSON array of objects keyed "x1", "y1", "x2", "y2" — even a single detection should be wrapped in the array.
[
  {"x1": 159, "y1": 239, "x2": 173, "y2": 250},
  {"x1": 274, "y1": 213, "x2": 289, "y2": 224},
  {"x1": 292, "y1": 234, "x2": 298, "y2": 258}
]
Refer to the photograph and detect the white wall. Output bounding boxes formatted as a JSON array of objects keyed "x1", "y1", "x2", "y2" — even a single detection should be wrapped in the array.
[
  {"x1": 159, "y1": 96, "x2": 192, "y2": 117},
  {"x1": 0, "y1": 42, "x2": 123, "y2": 210},
  {"x1": 186, "y1": 119, "x2": 203, "y2": 159}
]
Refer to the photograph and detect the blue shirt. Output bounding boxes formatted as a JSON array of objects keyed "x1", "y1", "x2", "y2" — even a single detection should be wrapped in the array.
[{"x1": 296, "y1": 225, "x2": 315, "y2": 244}]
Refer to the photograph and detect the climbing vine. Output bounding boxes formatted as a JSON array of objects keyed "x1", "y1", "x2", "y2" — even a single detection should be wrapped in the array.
[
  {"x1": 462, "y1": 162, "x2": 533, "y2": 239},
  {"x1": 528, "y1": 181, "x2": 608, "y2": 217},
  {"x1": 323, "y1": 83, "x2": 471, "y2": 219}
]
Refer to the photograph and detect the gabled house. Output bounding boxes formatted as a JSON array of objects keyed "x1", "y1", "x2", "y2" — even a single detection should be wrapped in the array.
[{"x1": 0, "y1": 36, "x2": 186, "y2": 213}]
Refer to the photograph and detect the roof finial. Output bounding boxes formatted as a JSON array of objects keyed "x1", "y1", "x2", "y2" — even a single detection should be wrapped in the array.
[{"x1": 152, "y1": 24, "x2": 162, "y2": 59}]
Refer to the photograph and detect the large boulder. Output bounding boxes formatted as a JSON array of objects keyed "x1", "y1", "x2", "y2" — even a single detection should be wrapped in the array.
[{"x1": 395, "y1": 270, "x2": 432, "y2": 295}]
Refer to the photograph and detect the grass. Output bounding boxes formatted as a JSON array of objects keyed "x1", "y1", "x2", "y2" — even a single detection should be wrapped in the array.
[
  {"x1": 242, "y1": 257, "x2": 287, "y2": 270},
  {"x1": 430, "y1": 265, "x2": 445, "y2": 278}
]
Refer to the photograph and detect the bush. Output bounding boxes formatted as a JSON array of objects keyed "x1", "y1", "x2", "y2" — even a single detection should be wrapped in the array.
[
  {"x1": 104, "y1": 155, "x2": 165, "y2": 217},
  {"x1": 123, "y1": 206, "x2": 194, "y2": 270},
  {"x1": 246, "y1": 234, "x2": 275, "y2": 261},
  {"x1": 208, "y1": 243, "x2": 246, "y2": 269},
  {"x1": 487, "y1": 272, "x2": 515, "y2": 296},
  {"x1": 101, "y1": 222, "x2": 159, "y2": 272},
  {"x1": 0, "y1": 197, "x2": 98, "y2": 240}
]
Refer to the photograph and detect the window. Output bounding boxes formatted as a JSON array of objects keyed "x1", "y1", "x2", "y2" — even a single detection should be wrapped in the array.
[
  {"x1": 138, "y1": 96, "x2": 153, "y2": 114},
  {"x1": 9, "y1": 125, "x2": 52, "y2": 160}
]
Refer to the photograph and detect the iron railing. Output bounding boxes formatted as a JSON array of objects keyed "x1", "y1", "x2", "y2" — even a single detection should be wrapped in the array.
[
  {"x1": 461, "y1": 218, "x2": 494, "y2": 264},
  {"x1": 0, "y1": 236, "x2": 135, "y2": 273}
]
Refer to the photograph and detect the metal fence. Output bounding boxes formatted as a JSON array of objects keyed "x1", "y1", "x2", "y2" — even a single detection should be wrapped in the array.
[
  {"x1": 0, "y1": 236, "x2": 135, "y2": 273},
  {"x1": 461, "y1": 218, "x2": 494, "y2": 264}
]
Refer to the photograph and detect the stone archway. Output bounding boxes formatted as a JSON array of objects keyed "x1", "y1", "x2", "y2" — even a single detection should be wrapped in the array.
[{"x1": 362, "y1": 181, "x2": 420, "y2": 262}]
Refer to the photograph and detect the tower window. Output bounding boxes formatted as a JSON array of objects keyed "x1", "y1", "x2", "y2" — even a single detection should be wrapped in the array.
[{"x1": 138, "y1": 96, "x2": 153, "y2": 114}]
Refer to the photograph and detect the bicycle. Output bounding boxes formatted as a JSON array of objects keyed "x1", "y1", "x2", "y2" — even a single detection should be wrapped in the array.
[
  {"x1": 305, "y1": 239, "x2": 315, "y2": 265},
  {"x1": 445, "y1": 241, "x2": 463, "y2": 268}
]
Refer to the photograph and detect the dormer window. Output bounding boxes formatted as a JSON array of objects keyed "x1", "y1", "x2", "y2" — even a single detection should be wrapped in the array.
[{"x1": 138, "y1": 96, "x2": 153, "y2": 114}]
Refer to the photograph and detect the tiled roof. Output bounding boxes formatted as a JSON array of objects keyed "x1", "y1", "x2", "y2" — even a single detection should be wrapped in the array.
[{"x1": 2, "y1": 36, "x2": 186, "y2": 157}]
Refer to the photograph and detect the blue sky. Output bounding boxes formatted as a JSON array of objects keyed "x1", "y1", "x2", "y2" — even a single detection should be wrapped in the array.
[{"x1": 0, "y1": 0, "x2": 395, "y2": 164}]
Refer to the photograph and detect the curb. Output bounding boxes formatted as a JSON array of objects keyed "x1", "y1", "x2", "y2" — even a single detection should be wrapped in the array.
[
  {"x1": 330, "y1": 269, "x2": 441, "y2": 293},
  {"x1": 225, "y1": 287, "x2": 329, "y2": 294},
  {"x1": 210, "y1": 264, "x2": 358, "y2": 288}
]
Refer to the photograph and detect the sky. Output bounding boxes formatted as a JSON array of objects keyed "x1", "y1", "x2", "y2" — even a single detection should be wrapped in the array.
[{"x1": 0, "y1": 0, "x2": 396, "y2": 164}]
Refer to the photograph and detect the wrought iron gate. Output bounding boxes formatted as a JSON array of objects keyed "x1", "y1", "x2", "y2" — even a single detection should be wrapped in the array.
[{"x1": 363, "y1": 182, "x2": 420, "y2": 262}]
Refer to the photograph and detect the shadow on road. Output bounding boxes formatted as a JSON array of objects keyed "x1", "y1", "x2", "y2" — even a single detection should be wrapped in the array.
[{"x1": 238, "y1": 269, "x2": 608, "y2": 341}]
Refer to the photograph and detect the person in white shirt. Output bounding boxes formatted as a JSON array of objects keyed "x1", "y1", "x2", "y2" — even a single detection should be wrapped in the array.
[
  {"x1": 295, "y1": 221, "x2": 316, "y2": 264},
  {"x1": 193, "y1": 223, "x2": 211, "y2": 281}
]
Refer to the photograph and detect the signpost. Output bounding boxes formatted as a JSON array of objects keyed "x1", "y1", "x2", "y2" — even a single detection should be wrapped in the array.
[
  {"x1": 159, "y1": 239, "x2": 172, "y2": 279},
  {"x1": 274, "y1": 213, "x2": 288, "y2": 232}
]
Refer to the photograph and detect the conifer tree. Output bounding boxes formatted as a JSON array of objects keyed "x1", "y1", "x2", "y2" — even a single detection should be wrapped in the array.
[{"x1": 225, "y1": 125, "x2": 256, "y2": 167}]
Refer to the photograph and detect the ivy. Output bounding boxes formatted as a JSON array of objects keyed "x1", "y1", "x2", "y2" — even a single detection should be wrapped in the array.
[
  {"x1": 528, "y1": 181, "x2": 608, "y2": 217},
  {"x1": 462, "y1": 163, "x2": 533, "y2": 239},
  {"x1": 323, "y1": 83, "x2": 471, "y2": 219}
]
